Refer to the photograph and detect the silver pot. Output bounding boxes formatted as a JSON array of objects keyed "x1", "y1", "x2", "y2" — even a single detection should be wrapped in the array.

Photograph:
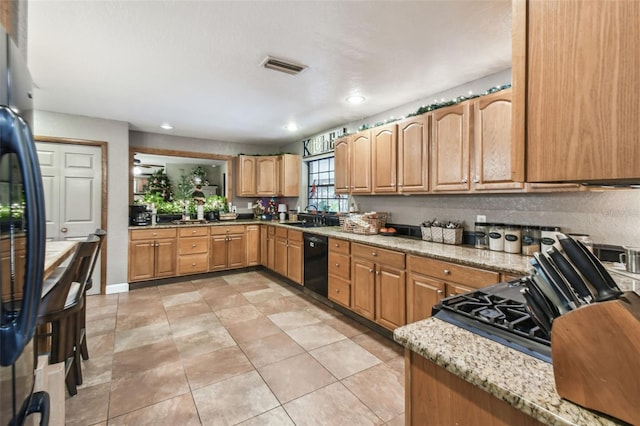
[{"x1": 619, "y1": 246, "x2": 640, "y2": 274}]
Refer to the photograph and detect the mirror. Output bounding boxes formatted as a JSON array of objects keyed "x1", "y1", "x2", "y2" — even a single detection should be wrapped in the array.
[{"x1": 129, "y1": 147, "x2": 234, "y2": 205}]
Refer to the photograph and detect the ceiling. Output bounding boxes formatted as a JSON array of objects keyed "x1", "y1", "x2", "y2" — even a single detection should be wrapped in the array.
[{"x1": 27, "y1": 1, "x2": 512, "y2": 146}]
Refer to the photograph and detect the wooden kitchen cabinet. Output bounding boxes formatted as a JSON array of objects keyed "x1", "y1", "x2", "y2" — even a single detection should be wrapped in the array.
[
  {"x1": 350, "y1": 131, "x2": 372, "y2": 194},
  {"x1": 514, "y1": 0, "x2": 640, "y2": 182},
  {"x1": 431, "y1": 102, "x2": 471, "y2": 192},
  {"x1": 177, "y1": 226, "x2": 209, "y2": 275},
  {"x1": 245, "y1": 224, "x2": 260, "y2": 266},
  {"x1": 371, "y1": 123, "x2": 398, "y2": 194},
  {"x1": 256, "y1": 156, "x2": 278, "y2": 196},
  {"x1": 406, "y1": 255, "x2": 500, "y2": 323},
  {"x1": 334, "y1": 136, "x2": 350, "y2": 194},
  {"x1": 328, "y1": 237, "x2": 351, "y2": 307},
  {"x1": 278, "y1": 154, "x2": 300, "y2": 197},
  {"x1": 351, "y1": 243, "x2": 406, "y2": 330},
  {"x1": 236, "y1": 155, "x2": 257, "y2": 196},
  {"x1": 472, "y1": 89, "x2": 525, "y2": 191},
  {"x1": 274, "y1": 227, "x2": 302, "y2": 284},
  {"x1": 210, "y1": 225, "x2": 245, "y2": 271},
  {"x1": 236, "y1": 154, "x2": 300, "y2": 197},
  {"x1": 397, "y1": 115, "x2": 430, "y2": 194},
  {"x1": 1, "y1": 235, "x2": 26, "y2": 301},
  {"x1": 128, "y1": 228, "x2": 177, "y2": 282}
]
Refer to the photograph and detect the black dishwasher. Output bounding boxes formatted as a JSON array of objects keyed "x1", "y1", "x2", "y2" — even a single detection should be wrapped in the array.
[{"x1": 303, "y1": 233, "x2": 328, "y2": 297}]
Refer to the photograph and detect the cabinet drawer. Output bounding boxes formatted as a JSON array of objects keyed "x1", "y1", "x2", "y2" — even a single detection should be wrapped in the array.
[
  {"x1": 267, "y1": 226, "x2": 276, "y2": 236},
  {"x1": 407, "y1": 255, "x2": 499, "y2": 288},
  {"x1": 178, "y1": 236, "x2": 209, "y2": 254},
  {"x1": 210, "y1": 225, "x2": 245, "y2": 235},
  {"x1": 352, "y1": 243, "x2": 405, "y2": 269},
  {"x1": 178, "y1": 226, "x2": 209, "y2": 237},
  {"x1": 275, "y1": 227, "x2": 288, "y2": 238},
  {"x1": 329, "y1": 238, "x2": 350, "y2": 255},
  {"x1": 130, "y1": 228, "x2": 177, "y2": 240},
  {"x1": 329, "y1": 252, "x2": 350, "y2": 280},
  {"x1": 178, "y1": 253, "x2": 209, "y2": 274},
  {"x1": 328, "y1": 276, "x2": 351, "y2": 307},
  {"x1": 288, "y1": 229, "x2": 303, "y2": 242}
]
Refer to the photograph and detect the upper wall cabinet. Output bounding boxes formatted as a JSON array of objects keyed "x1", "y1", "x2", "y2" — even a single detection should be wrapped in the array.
[
  {"x1": 514, "y1": 0, "x2": 640, "y2": 182},
  {"x1": 334, "y1": 136, "x2": 350, "y2": 194},
  {"x1": 431, "y1": 102, "x2": 471, "y2": 192},
  {"x1": 236, "y1": 154, "x2": 300, "y2": 197},
  {"x1": 371, "y1": 123, "x2": 398, "y2": 194},
  {"x1": 350, "y1": 131, "x2": 372, "y2": 193},
  {"x1": 397, "y1": 115, "x2": 430, "y2": 194}
]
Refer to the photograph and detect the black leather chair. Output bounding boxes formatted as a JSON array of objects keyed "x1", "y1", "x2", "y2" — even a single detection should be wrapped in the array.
[{"x1": 37, "y1": 234, "x2": 100, "y2": 395}]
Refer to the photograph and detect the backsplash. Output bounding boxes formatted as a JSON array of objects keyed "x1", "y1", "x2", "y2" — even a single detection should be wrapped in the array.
[{"x1": 353, "y1": 190, "x2": 640, "y2": 247}]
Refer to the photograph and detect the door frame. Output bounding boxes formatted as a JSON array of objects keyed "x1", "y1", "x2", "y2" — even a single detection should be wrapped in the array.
[{"x1": 35, "y1": 135, "x2": 108, "y2": 294}]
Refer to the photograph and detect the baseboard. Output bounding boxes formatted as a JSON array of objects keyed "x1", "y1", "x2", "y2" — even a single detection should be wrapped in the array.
[{"x1": 106, "y1": 282, "x2": 129, "y2": 294}]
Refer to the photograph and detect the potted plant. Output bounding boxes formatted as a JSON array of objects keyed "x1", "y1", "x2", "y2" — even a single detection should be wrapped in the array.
[
  {"x1": 202, "y1": 195, "x2": 227, "y2": 220},
  {"x1": 191, "y1": 165, "x2": 208, "y2": 185}
]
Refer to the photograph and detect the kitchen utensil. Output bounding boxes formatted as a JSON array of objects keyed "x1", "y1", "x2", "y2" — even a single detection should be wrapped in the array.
[
  {"x1": 538, "y1": 252, "x2": 582, "y2": 306},
  {"x1": 558, "y1": 234, "x2": 622, "y2": 301},
  {"x1": 523, "y1": 276, "x2": 560, "y2": 320},
  {"x1": 619, "y1": 246, "x2": 640, "y2": 274},
  {"x1": 521, "y1": 288, "x2": 552, "y2": 335},
  {"x1": 547, "y1": 247, "x2": 594, "y2": 303},
  {"x1": 530, "y1": 270, "x2": 569, "y2": 315},
  {"x1": 531, "y1": 254, "x2": 577, "y2": 311}
]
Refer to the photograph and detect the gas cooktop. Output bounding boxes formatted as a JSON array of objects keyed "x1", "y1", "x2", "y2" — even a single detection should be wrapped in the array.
[{"x1": 432, "y1": 280, "x2": 552, "y2": 363}]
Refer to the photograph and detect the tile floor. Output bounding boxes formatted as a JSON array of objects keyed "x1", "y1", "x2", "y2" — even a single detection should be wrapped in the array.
[{"x1": 67, "y1": 270, "x2": 406, "y2": 425}]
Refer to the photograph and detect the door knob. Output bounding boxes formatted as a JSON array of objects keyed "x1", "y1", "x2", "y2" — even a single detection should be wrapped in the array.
[{"x1": 60, "y1": 227, "x2": 68, "y2": 233}]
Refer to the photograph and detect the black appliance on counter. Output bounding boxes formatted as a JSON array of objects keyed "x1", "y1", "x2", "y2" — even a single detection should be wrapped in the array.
[
  {"x1": 1, "y1": 27, "x2": 50, "y2": 424},
  {"x1": 433, "y1": 280, "x2": 552, "y2": 363},
  {"x1": 129, "y1": 204, "x2": 150, "y2": 226},
  {"x1": 303, "y1": 233, "x2": 328, "y2": 297}
]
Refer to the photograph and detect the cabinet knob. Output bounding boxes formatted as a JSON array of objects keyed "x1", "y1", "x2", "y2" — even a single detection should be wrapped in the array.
[
  {"x1": 335, "y1": 289, "x2": 340, "y2": 293},
  {"x1": 152, "y1": 232, "x2": 157, "y2": 236},
  {"x1": 472, "y1": 177, "x2": 480, "y2": 183},
  {"x1": 335, "y1": 243, "x2": 340, "y2": 247},
  {"x1": 369, "y1": 268, "x2": 374, "y2": 273},
  {"x1": 192, "y1": 263, "x2": 196, "y2": 266},
  {"x1": 376, "y1": 271, "x2": 380, "y2": 275},
  {"x1": 371, "y1": 252, "x2": 377, "y2": 257},
  {"x1": 192, "y1": 243, "x2": 197, "y2": 248},
  {"x1": 449, "y1": 293, "x2": 455, "y2": 297},
  {"x1": 443, "y1": 269, "x2": 451, "y2": 275},
  {"x1": 335, "y1": 263, "x2": 340, "y2": 267},
  {"x1": 192, "y1": 230, "x2": 197, "y2": 234},
  {"x1": 437, "y1": 289, "x2": 443, "y2": 294},
  {"x1": 461, "y1": 179, "x2": 467, "y2": 184}
]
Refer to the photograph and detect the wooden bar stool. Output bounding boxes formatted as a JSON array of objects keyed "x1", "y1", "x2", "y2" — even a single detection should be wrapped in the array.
[{"x1": 78, "y1": 228, "x2": 106, "y2": 361}]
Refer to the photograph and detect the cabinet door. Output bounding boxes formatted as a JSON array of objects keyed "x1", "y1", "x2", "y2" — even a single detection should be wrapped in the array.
[
  {"x1": 129, "y1": 240, "x2": 155, "y2": 281},
  {"x1": 407, "y1": 272, "x2": 445, "y2": 324},
  {"x1": 246, "y1": 225, "x2": 260, "y2": 266},
  {"x1": 397, "y1": 115, "x2": 429, "y2": 193},
  {"x1": 351, "y1": 257, "x2": 376, "y2": 320},
  {"x1": 446, "y1": 282, "x2": 475, "y2": 298},
  {"x1": 371, "y1": 123, "x2": 398, "y2": 193},
  {"x1": 227, "y1": 233, "x2": 246, "y2": 269},
  {"x1": 375, "y1": 265, "x2": 406, "y2": 330},
  {"x1": 287, "y1": 238, "x2": 303, "y2": 285},
  {"x1": 2, "y1": 240, "x2": 26, "y2": 301},
  {"x1": 267, "y1": 228, "x2": 276, "y2": 270},
  {"x1": 431, "y1": 102, "x2": 470, "y2": 192},
  {"x1": 350, "y1": 131, "x2": 372, "y2": 193},
  {"x1": 473, "y1": 89, "x2": 524, "y2": 191},
  {"x1": 334, "y1": 137, "x2": 350, "y2": 194},
  {"x1": 256, "y1": 156, "x2": 278, "y2": 196},
  {"x1": 155, "y1": 239, "x2": 177, "y2": 278},
  {"x1": 523, "y1": 0, "x2": 640, "y2": 182},
  {"x1": 278, "y1": 154, "x2": 300, "y2": 197},
  {"x1": 259, "y1": 225, "x2": 268, "y2": 266},
  {"x1": 209, "y1": 235, "x2": 229, "y2": 271},
  {"x1": 237, "y1": 155, "x2": 256, "y2": 196},
  {"x1": 274, "y1": 236, "x2": 288, "y2": 277}
]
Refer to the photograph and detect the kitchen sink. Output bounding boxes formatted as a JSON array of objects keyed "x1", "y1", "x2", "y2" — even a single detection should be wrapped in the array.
[{"x1": 287, "y1": 221, "x2": 327, "y2": 228}]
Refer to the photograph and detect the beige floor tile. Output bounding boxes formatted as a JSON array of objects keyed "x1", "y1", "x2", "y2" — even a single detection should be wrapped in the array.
[
  {"x1": 111, "y1": 338, "x2": 180, "y2": 380},
  {"x1": 192, "y1": 275, "x2": 228, "y2": 286},
  {"x1": 242, "y1": 287, "x2": 285, "y2": 304},
  {"x1": 78, "y1": 352, "x2": 113, "y2": 388},
  {"x1": 183, "y1": 345, "x2": 254, "y2": 390},
  {"x1": 238, "y1": 406, "x2": 295, "y2": 425},
  {"x1": 108, "y1": 393, "x2": 200, "y2": 426},
  {"x1": 86, "y1": 303, "x2": 118, "y2": 322},
  {"x1": 323, "y1": 315, "x2": 370, "y2": 338},
  {"x1": 198, "y1": 282, "x2": 239, "y2": 299},
  {"x1": 115, "y1": 303, "x2": 168, "y2": 331},
  {"x1": 225, "y1": 315, "x2": 281, "y2": 343},
  {"x1": 157, "y1": 280, "x2": 196, "y2": 296},
  {"x1": 239, "y1": 332, "x2": 305, "y2": 368},
  {"x1": 310, "y1": 339, "x2": 382, "y2": 379},
  {"x1": 86, "y1": 293, "x2": 119, "y2": 308},
  {"x1": 386, "y1": 412, "x2": 405, "y2": 426},
  {"x1": 108, "y1": 360, "x2": 189, "y2": 418},
  {"x1": 351, "y1": 331, "x2": 403, "y2": 362},
  {"x1": 267, "y1": 310, "x2": 322, "y2": 331},
  {"x1": 169, "y1": 312, "x2": 221, "y2": 338},
  {"x1": 258, "y1": 352, "x2": 337, "y2": 403},
  {"x1": 283, "y1": 382, "x2": 384, "y2": 425},
  {"x1": 192, "y1": 370, "x2": 279, "y2": 425},
  {"x1": 216, "y1": 304, "x2": 264, "y2": 327},
  {"x1": 165, "y1": 299, "x2": 213, "y2": 322},
  {"x1": 113, "y1": 321, "x2": 172, "y2": 353},
  {"x1": 86, "y1": 316, "x2": 117, "y2": 338},
  {"x1": 161, "y1": 290, "x2": 203, "y2": 307},
  {"x1": 253, "y1": 295, "x2": 306, "y2": 316},
  {"x1": 65, "y1": 382, "x2": 110, "y2": 426},
  {"x1": 285, "y1": 323, "x2": 347, "y2": 351},
  {"x1": 206, "y1": 292, "x2": 250, "y2": 312},
  {"x1": 173, "y1": 327, "x2": 236, "y2": 359},
  {"x1": 86, "y1": 331, "x2": 114, "y2": 358},
  {"x1": 386, "y1": 353, "x2": 405, "y2": 376},
  {"x1": 342, "y1": 364, "x2": 405, "y2": 422}
]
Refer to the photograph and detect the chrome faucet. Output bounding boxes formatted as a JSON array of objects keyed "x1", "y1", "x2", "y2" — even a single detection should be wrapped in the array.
[{"x1": 305, "y1": 205, "x2": 317, "y2": 212}]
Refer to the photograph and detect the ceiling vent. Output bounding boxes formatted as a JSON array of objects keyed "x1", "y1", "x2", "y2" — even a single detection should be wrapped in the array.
[{"x1": 262, "y1": 56, "x2": 307, "y2": 75}]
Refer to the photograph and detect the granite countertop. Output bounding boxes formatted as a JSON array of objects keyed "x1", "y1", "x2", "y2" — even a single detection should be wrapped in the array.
[{"x1": 394, "y1": 270, "x2": 640, "y2": 426}]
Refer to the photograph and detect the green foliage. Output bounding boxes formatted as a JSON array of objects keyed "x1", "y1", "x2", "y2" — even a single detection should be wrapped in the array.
[
  {"x1": 203, "y1": 195, "x2": 227, "y2": 213},
  {"x1": 0, "y1": 202, "x2": 24, "y2": 220},
  {"x1": 142, "y1": 168, "x2": 173, "y2": 201},
  {"x1": 174, "y1": 169, "x2": 194, "y2": 201}
]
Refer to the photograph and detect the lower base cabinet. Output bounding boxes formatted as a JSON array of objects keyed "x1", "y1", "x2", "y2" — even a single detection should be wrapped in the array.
[
  {"x1": 328, "y1": 238, "x2": 351, "y2": 307},
  {"x1": 406, "y1": 350, "x2": 544, "y2": 425},
  {"x1": 273, "y1": 228, "x2": 302, "y2": 285},
  {"x1": 210, "y1": 225, "x2": 246, "y2": 271},
  {"x1": 128, "y1": 228, "x2": 177, "y2": 282}
]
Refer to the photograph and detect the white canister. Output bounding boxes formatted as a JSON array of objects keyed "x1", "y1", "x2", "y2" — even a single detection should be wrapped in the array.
[
  {"x1": 488, "y1": 223, "x2": 505, "y2": 252},
  {"x1": 540, "y1": 226, "x2": 561, "y2": 252},
  {"x1": 504, "y1": 224, "x2": 522, "y2": 254},
  {"x1": 197, "y1": 204, "x2": 204, "y2": 221}
]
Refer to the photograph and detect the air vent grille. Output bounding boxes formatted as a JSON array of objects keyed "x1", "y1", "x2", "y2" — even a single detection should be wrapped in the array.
[{"x1": 262, "y1": 56, "x2": 307, "y2": 75}]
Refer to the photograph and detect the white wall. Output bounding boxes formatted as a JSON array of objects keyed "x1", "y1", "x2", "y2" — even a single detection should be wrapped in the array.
[
  {"x1": 34, "y1": 110, "x2": 130, "y2": 292},
  {"x1": 280, "y1": 69, "x2": 640, "y2": 246}
]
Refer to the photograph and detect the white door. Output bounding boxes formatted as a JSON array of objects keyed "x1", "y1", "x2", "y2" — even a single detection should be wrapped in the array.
[{"x1": 37, "y1": 142, "x2": 103, "y2": 294}]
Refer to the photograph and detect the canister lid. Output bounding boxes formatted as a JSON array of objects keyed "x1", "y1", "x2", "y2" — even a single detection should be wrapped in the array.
[
  {"x1": 540, "y1": 226, "x2": 561, "y2": 232},
  {"x1": 474, "y1": 222, "x2": 489, "y2": 226}
]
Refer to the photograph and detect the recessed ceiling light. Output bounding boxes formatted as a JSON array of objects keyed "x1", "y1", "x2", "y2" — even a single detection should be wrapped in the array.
[
  {"x1": 285, "y1": 123, "x2": 298, "y2": 132},
  {"x1": 346, "y1": 95, "x2": 366, "y2": 104},
  {"x1": 160, "y1": 122, "x2": 173, "y2": 130}
]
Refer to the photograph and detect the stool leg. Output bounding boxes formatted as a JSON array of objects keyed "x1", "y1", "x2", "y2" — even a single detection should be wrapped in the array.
[{"x1": 80, "y1": 302, "x2": 89, "y2": 360}]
